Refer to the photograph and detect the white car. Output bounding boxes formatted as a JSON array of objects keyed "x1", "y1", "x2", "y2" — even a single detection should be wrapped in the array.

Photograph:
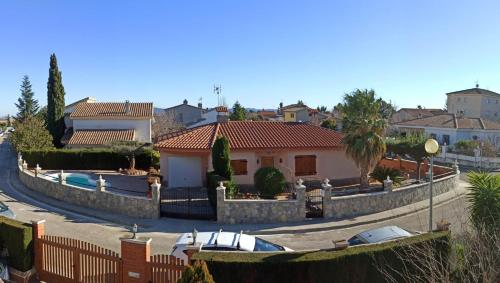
[{"x1": 171, "y1": 230, "x2": 293, "y2": 262}]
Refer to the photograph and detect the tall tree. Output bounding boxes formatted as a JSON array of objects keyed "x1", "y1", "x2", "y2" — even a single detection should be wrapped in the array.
[
  {"x1": 297, "y1": 100, "x2": 305, "y2": 106},
  {"x1": 339, "y1": 89, "x2": 387, "y2": 188},
  {"x1": 211, "y1": 136, "x2": 233, "y2": 179},
  {"x1": 229, "y1": 101, "x2": 247, "y2": 121},
  {"x1": 8, "y1": 117, "x2": 54, "y2": 152},
  {"x1": 379, "y1": 99, "x2": 397, "y2": 120},
  {"x1": 316, "y1": 105, "x2": 328, "y2": 112},
  {"x1": 46, "y1": 53, "x2": 66, "y2": 147},
  {"x1": 15, "y1": 75, "x2": 39, "y2": 122}
]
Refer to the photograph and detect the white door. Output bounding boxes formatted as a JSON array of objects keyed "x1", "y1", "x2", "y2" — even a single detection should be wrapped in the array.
[{"x1": 167, "y1": 157, "x2": 202, "y2": 188}]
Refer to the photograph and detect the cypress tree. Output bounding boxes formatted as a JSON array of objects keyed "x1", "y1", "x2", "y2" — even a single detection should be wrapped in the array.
[
  {"x1": 211, "y1": 136, "x2": 233, "y2": 179},
  {"x1": 15, "y1": 75, "x2": 40, "y2": 122},
  {"x1": 46, "y1": 53, "x2": 66, "y2": 147}
]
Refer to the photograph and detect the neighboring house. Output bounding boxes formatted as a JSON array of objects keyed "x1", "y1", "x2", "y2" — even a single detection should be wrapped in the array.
[
  {"x1": 64, "y1": 97, "x2": 97, "y2": 129},
  {"x1": 393, "y1": 113, "x2": 500, "y2": 149},
  {"x1": 280, "y1": 103, "x2": 328, "y2": 124},
  {"x1": 390, "y1": 108, "x2": 446, "y2": 124},
  {"x1": 155, "y1": 121, "x2": 359, "y2": 188},
  {"x1": 446, "y1": 85, "x2": 500, "y2": 121},
  {"x1": 161, "y1": 99, "x2": 204, "y2": 127},
  {"x1": 256, "y1": 110, "x2": 279, "y2": 121},
  {"x1": 63, "y1": 101, "x2": 153, "y2": 148},
  {"x1": 187, "y1": 106, "x2": 228, "y2": 128}
]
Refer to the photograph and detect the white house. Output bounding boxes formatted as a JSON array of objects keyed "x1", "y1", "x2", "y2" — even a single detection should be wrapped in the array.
[
  {"x1": 64, "y1": 97, "x2": 97, "y2": 129},
  {"x1": 63, "y1": 101, "x2": 153, "y2": 148},
  {"x1": 446, "y1": 85, "x2": 500, "y2": 122},
  {"x1": 393, "y1": 113, "x2": 500, "y2": 149}
]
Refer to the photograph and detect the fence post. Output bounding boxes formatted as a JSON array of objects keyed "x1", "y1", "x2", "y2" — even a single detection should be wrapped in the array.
[
  {"x1": 295, "y1": 179, "x2": 306, "y2": 220},
  {"x1": 17, "y1": 153, "x2": 22, "y2": 167},
  {"x1": 35, "y1": 164, "x2": 41, "y2": 177},
  {"x1": 383, "y1": 176, "x2": 393, "y2": 192},
  {"x1": 452, "y1": 159, "x2": 460, "y2": 175},
  {"x1": 22, "y1": 160, "x2": 28, "y2": 171},
  {"x1": 96, "y1": 175, "x2": 106, "y2": 192},
  {"x1": 322, "y1": 178, "x2": 333, "y2": 218},
  {"x1": 121, "y1": 237, "x2": 151, "y2": 283},
  {"x1": 184, "y1": 242, "x2": 202, "y2": 265},
  {"x1": 151, "y1": 179, "x2": 161, "y2": 219},
  {"x1": 216, "y1": 182, "x2": 226, "y2": 223},
  {"x1": 58, "y1": 170, "x2": 65, "y2": 185},
  {"x1": 31, "y1": 220, "x2": 46, "y2": 280}
]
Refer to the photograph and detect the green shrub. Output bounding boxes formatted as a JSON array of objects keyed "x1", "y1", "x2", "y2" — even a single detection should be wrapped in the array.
[
  {"x1": 370, "y1": 165, "x2": 404, "y2": 186},
  {"x1": 211, "y1": 136, "x2": 233, "y2": 179},
  {"x1": 0, "y1": 216, "x2": 33, "y2": 271},
  {"x1": 467, "y1": 171, "x2": 500, "y2": 233},
  {"x1": 178, "y1": 260, "x2": 215, "y2": 283},
  {"x1": 254, "y1": 167, "x2": 285, "y2": 198},
  {"x1": 21, "y1": 148, "x2": 159, "y2": 170},
  {"x1": 193, "y1": 231, "x2": 450, "y2": 283}
]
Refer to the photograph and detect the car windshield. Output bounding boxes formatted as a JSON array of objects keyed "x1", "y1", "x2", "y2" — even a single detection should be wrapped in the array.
[{"x1": 253, "y1": 237, "x2": 284, "y2": 252}]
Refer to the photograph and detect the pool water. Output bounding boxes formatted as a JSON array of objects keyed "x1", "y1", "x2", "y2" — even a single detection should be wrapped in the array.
[{"x1": 46, "y1": 173, "x2": 109, "y2": 189}]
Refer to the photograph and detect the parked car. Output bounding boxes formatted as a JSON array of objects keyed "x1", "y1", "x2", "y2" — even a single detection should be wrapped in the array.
[
  {"x1": 347, "y1": 226, "x2": 414, "y2": 246},
  {"x1": 0, "y1": 202, "x2": 15, "y2": 219},
  {"x1": 172, "y1": 230, "x2": 293, "y2": 262}
]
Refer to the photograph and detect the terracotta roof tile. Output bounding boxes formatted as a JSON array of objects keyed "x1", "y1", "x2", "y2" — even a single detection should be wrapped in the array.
[
  {"x1": 70, "y1": 102, "x2": 153, "y2": 119},
  {"x1": 155, "y1": 121, "x2": 343, "y2": 151},
  {"x1": 68, "y1": 130, "x2": 135, "y2": 145}
]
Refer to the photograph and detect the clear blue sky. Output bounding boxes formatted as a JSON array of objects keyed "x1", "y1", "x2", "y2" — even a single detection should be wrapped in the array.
[{"x1": 1, "y1": 0, "x2": 500, "y2": 115}]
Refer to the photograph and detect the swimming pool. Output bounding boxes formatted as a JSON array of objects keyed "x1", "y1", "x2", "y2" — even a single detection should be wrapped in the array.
[{"x1": 45, "y1": 173, "x2": 110, "y2": 189}]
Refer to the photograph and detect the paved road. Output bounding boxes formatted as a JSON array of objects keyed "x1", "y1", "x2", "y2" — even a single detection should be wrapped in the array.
[{"x1": 0, "y1": 135, "x2": 471, "y2": 253}]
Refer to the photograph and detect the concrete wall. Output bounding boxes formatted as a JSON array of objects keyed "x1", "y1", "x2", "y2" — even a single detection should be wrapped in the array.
[
  {"x1": 18, "y1": 166, "x2": 159, "y2": 219},
  {"x1": 324, "y1": 174, "x2": 458, "y2": 219},
  {"x1": 73, "y1": 119, "x2": 152, "y2": 143},
  {"x1": 163, "y1": 104, "x2": 203, "y2": 126},
  {"x1": 216, "y1": 185, "x2": 306, "y2": 224}
]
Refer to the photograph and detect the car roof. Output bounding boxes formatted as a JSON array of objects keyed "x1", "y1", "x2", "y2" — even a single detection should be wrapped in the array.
[
  {"x1": 356, "y1": 226, "x2": 412, "y2": 243},
  {"x1": 175, "y1": 231, "x2": 256, "y2": 251}
]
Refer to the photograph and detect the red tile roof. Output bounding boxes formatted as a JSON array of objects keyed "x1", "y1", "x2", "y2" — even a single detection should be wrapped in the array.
[
  {"x1": 70, "y1": 102, "x2": 153, "y2": 119},
  {"x1": 68, "y1": 130, "x2": 135, "y2": 145},
  {"x1": 155, "y1": 121, "x2": 343, "y2": 151},
  {"x1": 396, "y1": 114, "x2": 500, "y2": 130}
]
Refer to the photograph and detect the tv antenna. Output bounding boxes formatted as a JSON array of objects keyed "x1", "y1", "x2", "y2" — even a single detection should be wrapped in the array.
[{"x1": 214, "y1": 84, "x2": 222, "y2": 106}]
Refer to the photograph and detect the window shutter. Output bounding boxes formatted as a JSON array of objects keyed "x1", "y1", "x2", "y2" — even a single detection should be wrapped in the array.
[
  {"x1": 295, "y1": 155, "x2": 316, "y2": 176},
  {"x1": 231, "y1": 160, "x2": 247, "y2": 175}
]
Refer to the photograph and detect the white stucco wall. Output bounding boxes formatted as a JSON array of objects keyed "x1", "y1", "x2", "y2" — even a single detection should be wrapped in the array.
[{"x1": 73, "y1": 119, "x2": 152, "y2": 143}]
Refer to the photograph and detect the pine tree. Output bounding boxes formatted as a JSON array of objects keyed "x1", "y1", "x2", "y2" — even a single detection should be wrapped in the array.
[
  {"x1": 229, "y1": 101, "x2": 247, "y2": 121},
  {"x1": 46, "y1": 53, "x2": 66, "y2": 147},
  {"x1": 15, "y1": 75, "x2": 39, "y2": 122}
]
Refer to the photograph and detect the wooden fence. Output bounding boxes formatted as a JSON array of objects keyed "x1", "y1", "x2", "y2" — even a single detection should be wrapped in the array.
[
  {"x1": 148, "y1": 255, "x2": 185, "y2": 283},
  {"x1": 37, "y1": 235, "x2": 122, "y2": 283}
]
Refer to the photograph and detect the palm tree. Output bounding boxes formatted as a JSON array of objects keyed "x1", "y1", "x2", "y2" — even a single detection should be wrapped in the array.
[
  {"x1": 340, "y1": 89, "x2": 387, "y2": 188},
  {"x1": 467, "y1": 171, "x2": 500, "y2": 233}
]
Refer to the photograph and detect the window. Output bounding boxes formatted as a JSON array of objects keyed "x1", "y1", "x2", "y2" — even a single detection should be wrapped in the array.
[
  {"x1": 290, "y1": 113, "x2": 295, "y2": 118},
  {"x1": 295, "y1": 155, "x2": 316, "y2": 176},
  {"x1": 472, "y1": 135, "x2": 478, "y2": 140},
  {"x1": 230, "y1": 159, "x2": 248, "y2": 175},
  {"x1": 443, "y1": 135, "x2": 450, "y2": 145},
  {"x1": 430, "y1": 133, "x2": 437, "y2": 139}
]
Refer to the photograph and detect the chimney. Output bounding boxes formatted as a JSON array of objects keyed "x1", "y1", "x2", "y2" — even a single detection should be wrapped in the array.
[
  {"x1": 125, "y1": 100, "x2": 131, "y2": 114},
  {"x1": 215, "y1": 106, "x2": 229, "y2": 123},
  {"x1": 198, "y1": 102, "x2": 203, "y2": 109},
  {"x1": 183, "y1": 99, "x2": 188, "y2": 105}
]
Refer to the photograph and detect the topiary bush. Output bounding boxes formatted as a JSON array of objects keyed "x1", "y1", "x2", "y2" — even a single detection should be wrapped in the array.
[
  {"x1": 370, "y1": 165, "x2": 404, "y2": 186},
  {"x1": 254, "y1": 167, "x2": 285, "y2": 199},
  {"x1": 178, "y1": 260, "x2": 215, "y2": 283},
  {"x1": 211, "y1": 136, "x2": 233, "y2": 179},
  {"x1": 0, "y1": 216, "x2": 33, "y2": 272}
]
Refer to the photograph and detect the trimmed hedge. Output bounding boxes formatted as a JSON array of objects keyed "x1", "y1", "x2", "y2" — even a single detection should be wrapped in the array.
[
  {"x1": 193, "y1": 231, "x2": 451, "y2": 283},
  {"x1": 254, "y1": 167, "x2": 285, "y2": 199},
  {"x1": 21, "y1": 148, "x2": 160, "y2": 170},
  {"x1": 0, "y1": 216, "x2": 34, "y2": 272}
]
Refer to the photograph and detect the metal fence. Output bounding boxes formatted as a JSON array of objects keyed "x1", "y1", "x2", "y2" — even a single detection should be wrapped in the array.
[{"x1": 160, "y1": 187, "x2": 215, "y2": 220}]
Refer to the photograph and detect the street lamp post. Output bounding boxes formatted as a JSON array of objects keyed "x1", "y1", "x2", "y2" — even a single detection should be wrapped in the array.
[{"x1": 425, "y1": 138, "x2": 439, "y2": 232}]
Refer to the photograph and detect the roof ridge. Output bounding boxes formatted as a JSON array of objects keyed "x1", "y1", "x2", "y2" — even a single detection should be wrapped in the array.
[
  {"x1": 210, "y1": 123, "x2": 221, "y2": 147},
  {"x1": 394, "y1": 113, "x2": 453, "y2": 125}
]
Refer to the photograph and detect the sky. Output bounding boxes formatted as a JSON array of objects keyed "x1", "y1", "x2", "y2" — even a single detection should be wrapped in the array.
[{"x1": 1, "y1": 0, "x2": 500, "y2": 115}]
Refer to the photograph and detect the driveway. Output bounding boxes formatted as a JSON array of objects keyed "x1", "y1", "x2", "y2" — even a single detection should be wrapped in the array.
[{"x1": 0, "y1": 136, "x2": 472, "y2": 253}]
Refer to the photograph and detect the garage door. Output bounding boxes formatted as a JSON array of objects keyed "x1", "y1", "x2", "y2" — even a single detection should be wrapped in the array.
[{"x1": 167, "y1": 156, "x2": 202, "y2": 188}]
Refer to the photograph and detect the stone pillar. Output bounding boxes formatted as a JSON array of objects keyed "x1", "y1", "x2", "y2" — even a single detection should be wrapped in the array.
[
  {"x1": 31, "y1": 220, "x2": 46, "y2": 281},
  {"x1": 22, "y1": 160, "x2": 28, "y2": 171},
  {"x1": 151, "y1": 179, "x2": 161, "y2": 219},
  {"x1": 96, "y1": 175, "x2": 106, "y2": 192},
  {"x1": 452, "y1": 159, "x2": 460, "y2": 175},
  {"x1": 17, "y1": 154, "x2": 22, "y2": 167},
  {"x1": 216, "y1": 182, "x2": 226, "y2": 223},
  {"x1": 321, "y1": 178, "x2": 333, "y2": 218},
  {"x1": 58, "y1": 170, "x2": 65, "y2": 185},
  {"x1": 35, "y1": 164, "x2": 41, "y2": 177},
  {"x1": 184, "y1": 242, "x2": 202, "y2": 265},
  {"x1": 121, "y1": 238, "x2": 151, "y2": 283},
  {"x1": 383, "y1": 176, "x2": 393, "y2": 192},
  {"x1": 295, "y1": 179, "x2": 306, "y2": 220}
]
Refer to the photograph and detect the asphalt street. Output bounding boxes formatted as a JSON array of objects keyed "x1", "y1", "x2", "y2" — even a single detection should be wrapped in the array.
[{"x1": 0, "y1": 135, "x2": 471, "y2": 253}]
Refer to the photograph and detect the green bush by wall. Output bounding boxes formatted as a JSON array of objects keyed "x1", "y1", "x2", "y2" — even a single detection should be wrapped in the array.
[
  {"x1": 254, "y1": 167, "x2": 285, "y2": 199},
  {"x1": 193, "y1": 231, "x2": 450, "y2": 283},
  {"x1": 21, "y1": 148, "x2": 160, "y2": 170},
  {"x1": 0, "y1": 216, "x2": 33, "y2": 272}
]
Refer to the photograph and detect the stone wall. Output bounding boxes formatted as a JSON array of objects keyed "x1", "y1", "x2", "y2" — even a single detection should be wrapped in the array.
[
  {"x1": 18, "y1": 163, "x2": 160, "y2": 219},
  {"x1": 324, "y1": 174, "x2": 459, "y2": 219},
  {"x1": 216, "y1": 185, "x2": 306, "y2": 224}
]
